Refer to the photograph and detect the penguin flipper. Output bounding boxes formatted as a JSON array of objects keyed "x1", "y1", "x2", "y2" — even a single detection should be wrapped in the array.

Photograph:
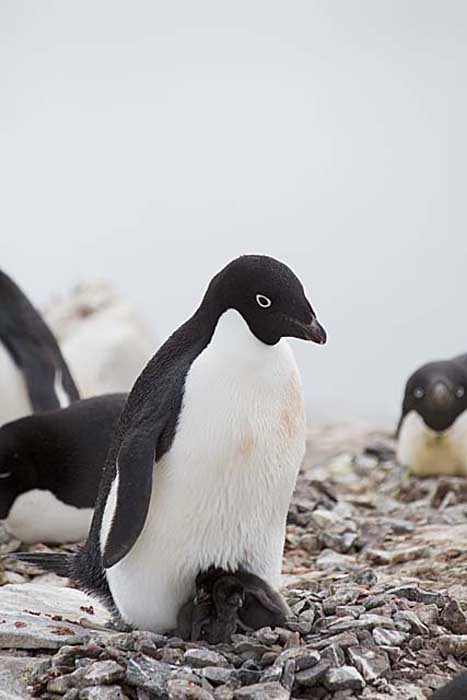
[
  {"x1": 2, "y1": 551, "x2": 72, "y2": 577},
  {"x1": 1, "y1": 332, "x2": 80, "y2": 412},
  {"x1": 102, "y1": 428, "x2": 156, "y2": 569}
]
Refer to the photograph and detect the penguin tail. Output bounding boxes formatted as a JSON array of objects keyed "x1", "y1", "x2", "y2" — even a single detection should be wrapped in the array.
[{"x1": 2, "y1": 551, "x2": 73, "y2": 578}]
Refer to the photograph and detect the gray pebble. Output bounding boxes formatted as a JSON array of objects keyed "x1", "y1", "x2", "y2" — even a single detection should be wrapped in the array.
[
  {"x1": 324, "y1": 665, "x2": 365, "y2": 691},
  {"x1": 233, "y1": 681, "x2": 291, "y2": 700},
  {"x1": 184, "y1": 649, "x2": 229, "y2": 669}
]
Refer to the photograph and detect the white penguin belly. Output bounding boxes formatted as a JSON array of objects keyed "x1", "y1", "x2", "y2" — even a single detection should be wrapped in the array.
[
  {"x1": 397, "y1": 410, "x2": 467, "y2": 477},
  {"x1": 103, "y1": 310, "x2": 306, "y2": 631},
  {"x1": 0, "y1": 343, "x2": 31, "y2": 425},
  {"x1": 5, "y1": 489, "x2": 93, "y2": 543}
]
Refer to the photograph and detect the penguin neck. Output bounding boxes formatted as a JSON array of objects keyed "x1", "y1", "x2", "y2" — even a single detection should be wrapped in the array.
[{"x1": 206, "y1": 309, "x2": 283, "y2": 366}]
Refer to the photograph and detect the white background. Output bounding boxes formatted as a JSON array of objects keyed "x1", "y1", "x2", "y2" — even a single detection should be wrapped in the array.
[{"x1": 2, "y1": 1, "x2": 467, "y2": 424}]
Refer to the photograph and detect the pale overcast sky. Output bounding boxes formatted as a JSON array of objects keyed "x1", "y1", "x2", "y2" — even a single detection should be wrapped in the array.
[{"x1": 1, "y1": 1, "x2": 467, "y2": 424}]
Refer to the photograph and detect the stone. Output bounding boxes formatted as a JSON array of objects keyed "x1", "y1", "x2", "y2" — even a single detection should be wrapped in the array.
[
  {"x1": 201, "y1": 667, "x2": 233, "y2": 685},
  {"x1": 386, "y1": 585, "x2": 445, "y2": 607},
  {"x1": 393, "y1": 611, "x2": 428, "y2": 635},
  {"x1": 372, "y1": 628, "x2": 407, "y2": 646},
  {"x1": 273, "y1": 648, "x2": 319, "y2": 671},
  {"x1": 233, "y1": 682, "x2": 290, "y2": 700},
  {"x1": 48, "y1": 669, "x2": 87, "y2": 693},
  {"x1": 324, "y1": 666, "x2": 365, "y2": 691},
  {"x1": 126, "y1": 656, "x2": 174, "y2": 695},
  {"x1": 0, "y1": 583, "x2": 112, "y2": 650},
  {"x1": 0, "y1": 655, "x2": 45, "y2": 700},
  {"x1": 295, "y1": 659, "x2": 331, "y2": 687},
  {"x1": 81, "y1": 661, "x2": 125, "y2": 686},
  {"x1": 253, "y1": 628, "x2": 279, "y2": 645},
  {"x1": 441, "y1": 600, "x2": 467, "y2": 634},
  {"x1": 366, "y1": 545, "x2": 431, "y2": 565},
  {"x1": 437, "y1": 634, "x2": 467, "y2": 657},
  {"x1": 184, "y1": 649, "x2": 229, "y2": 668},
  {"x1": 167, "y1": 679, "x2": 215, "y2": 700},
  {"x1": 347, "y1": 645, "x2": 390, "y2": 681},
  {"x1": 315, "y1": 550, "x2": 358, "y2": 572},
  {"x1": 321, "y1": 644, "x2": 345, "y2": 667},
  {"x1": 281, "y1": 659, "x2": 295, "y2": 691},
  {"x1": 310, "y1": 632, "x2": 359, "y2": 650},
  {"x1": 80, "y1": 688, "x2": 128, "y2": 700}
]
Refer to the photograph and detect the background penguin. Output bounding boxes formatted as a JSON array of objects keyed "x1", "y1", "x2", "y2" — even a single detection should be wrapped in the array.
[
  {"x1": 12, "y1": 255, "x2": 326, "y2": 632},
  {"x1": 431, "y1": 670, "x2": 467, "y2": 699},
  {"x1": 397, "y1": 354, "x2": 467, "y2": 476},
  {"x1": 0, "y1": 269, "x2": 80, "y2": 425},
  {"x1": 0, "y1": 393, "x2": 126, "y2": 543}
]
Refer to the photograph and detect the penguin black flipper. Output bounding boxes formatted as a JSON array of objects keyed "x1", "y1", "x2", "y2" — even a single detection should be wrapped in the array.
[
  {"x1": 0, "y1": 270, "x2": 80, "y2": 411},
  {"x1": 2, "y1": 552, "x2": 72, "y2": 578},
  {"x1": 103, "y1": 428, "x2": 156, "y2": 568}
]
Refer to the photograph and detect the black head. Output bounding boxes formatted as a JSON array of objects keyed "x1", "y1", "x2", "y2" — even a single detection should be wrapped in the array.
[
  {"x1": 203, "y1": 255, "x2": 327, "y2": 346},
  {"x1": 401, "y1": 358, "x2": 467, "y2": 432},
  {"x1": 213, "y1": 575, "x2": 245, "y2": 612},
  {"x1": 0, "y1": 422, "x2": 37, "y2": 518}
]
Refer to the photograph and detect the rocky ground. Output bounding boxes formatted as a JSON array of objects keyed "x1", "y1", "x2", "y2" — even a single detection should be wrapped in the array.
[{"x1": 2, "y1": 424, "x2": 467, "y2": 699}]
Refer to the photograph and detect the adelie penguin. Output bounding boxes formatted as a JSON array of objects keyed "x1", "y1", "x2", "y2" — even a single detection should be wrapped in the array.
[
  {"x1": 0, "y1": 394, "x2": 126, "y2": 543},
  {"x1": 13, "y1": 255, "x2": 326, "y2": 632},
  {"x1": 0, "y1": 269, "x2": 80, "y2": 424},
  {"x1": 397, "y1": 354, "x2": 467, "y2": 476}
]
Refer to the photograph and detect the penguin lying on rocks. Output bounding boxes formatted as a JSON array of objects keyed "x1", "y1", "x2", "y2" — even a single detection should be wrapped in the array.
[
  {"x1": 397, "y1": 354, "x2": 467, "y2": 476},
  {"x1": 0, "y1": 269, "x2": 80, "y2": 424},
  {"x1": 177, "y1": 567, "x2": 290, "y2": 643},
  {"x1": 8, "y1": 255, "x2": 326, "y2": 632},
  {"x1": 0, "y1": 394, "x2": 126, "y2": 543}
]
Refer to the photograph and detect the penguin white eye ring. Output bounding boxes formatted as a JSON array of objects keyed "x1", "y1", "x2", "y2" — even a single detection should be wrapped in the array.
[
  {"x1": 256, "y1": 294, "x2": 272, "y2": 308},
  {"x1": 0, "y1": 471, "x2": 11, "y2": 479},
  {"x1": 413, "y1": 387, "x2": 424, "y2": 399},
  {"x1": 456, "y1": 386, "x2": 465, "y2": 398}
]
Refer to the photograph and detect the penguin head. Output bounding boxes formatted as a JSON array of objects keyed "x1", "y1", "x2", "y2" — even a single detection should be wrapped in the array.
[
  {"x1": 402, "y1": 359, "x2": 467, "y2": 432},
  {"x1": 204, "y1": 255, "x2": 327, "y2": 346},
  {"x1": 0, "y1": 423, "x2": 36, "y2": 518},
  {"x1": 213, "y1": 576, "x2": 245, "y2": 616}
]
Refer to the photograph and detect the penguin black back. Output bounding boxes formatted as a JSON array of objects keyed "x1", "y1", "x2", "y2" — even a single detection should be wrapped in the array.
[
  {"x1": 0, "y1": 269, "x2": 80, "y2": 414},
  {"x1": 0, "y1": 394, "x2": 126, "y2": 544}
]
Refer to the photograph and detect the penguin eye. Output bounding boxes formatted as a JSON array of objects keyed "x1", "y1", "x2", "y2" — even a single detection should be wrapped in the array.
[
  {"x1": 0, "y1": 471, "x2": 11, "y2": 480},
  {"x1": 456, "y1": 386, "x2": 465, "y2": 399},
  {"x1": 413, "y1": 387, "x2": 424, "y2": 399},
  {"x1": 256, "y1": 294, "x2": 272, "y2": 308}
]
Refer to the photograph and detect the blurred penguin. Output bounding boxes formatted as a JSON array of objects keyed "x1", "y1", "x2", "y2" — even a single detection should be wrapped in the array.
[
  {"x1": 397, "y1": 354, "x2": 467, "y2": 476},
  {"x1": 432, "y1": 670, "x2": 467, "y2": 699},
  {"x1": 0, "y1": 270, "x2": 80, "y2": 425},
  {"x1": 0, "y1": 394, "x2": 126, "y2": 543}
]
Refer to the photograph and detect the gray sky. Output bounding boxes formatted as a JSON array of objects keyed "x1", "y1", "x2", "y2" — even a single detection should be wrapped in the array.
[{"x1": 1, "y1": 1, "x2": 467, "y2": 424}]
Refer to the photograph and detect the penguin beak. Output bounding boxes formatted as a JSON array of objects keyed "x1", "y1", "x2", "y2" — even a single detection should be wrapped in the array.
[
  {"x1": 291, "y1": 316, "x2": 327, "y2": 345},
  {"x1": 432, "y1": 382, "x2": 451, "y2": 407}
]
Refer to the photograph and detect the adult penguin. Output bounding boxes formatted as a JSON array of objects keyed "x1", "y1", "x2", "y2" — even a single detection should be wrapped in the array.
[
  {"x1": 0, "y1": 394, "x2": 126, "y2": 543},
  {"x1": 0, "y1": 269, "x2": 80, "y2": 424},
  {"x1": 397, "y1": 354, "x2": 467, "y2": 476},
  {"x1": 11, "y1": 255, "x2": 327, "y2": 632}
]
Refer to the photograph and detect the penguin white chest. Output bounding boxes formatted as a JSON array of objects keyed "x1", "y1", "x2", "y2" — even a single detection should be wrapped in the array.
[
  {"x1": 105, "y1": 310, "x2": 306, "y2": 631},
  {"x1": 397, "y1": 410, "x2": 467, "y2": 476},
  {"x1": 5, "y1": 490, "x2": 93, "y2": 543},
  {"x1": 0, "y1": 343, "x2": 31, "y2": 425}
]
